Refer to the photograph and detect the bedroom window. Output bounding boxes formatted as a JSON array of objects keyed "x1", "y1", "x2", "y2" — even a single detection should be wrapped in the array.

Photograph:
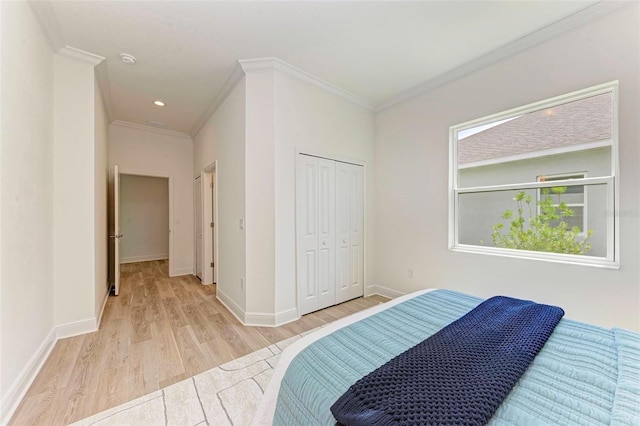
[{"x1": 449, "y1": 82, "x2": 618, "y2": 267}]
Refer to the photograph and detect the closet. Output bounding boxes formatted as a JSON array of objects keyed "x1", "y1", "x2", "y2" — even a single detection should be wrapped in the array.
[{"x1": 296, "y1": 153, "x2": 364, "y2": 316}]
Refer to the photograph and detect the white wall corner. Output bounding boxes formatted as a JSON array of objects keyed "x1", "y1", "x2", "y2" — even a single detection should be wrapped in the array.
[
  {"x1": 94, "y1": 62, "x2": 115, "y2": 122},
  {"x1": 239, "y1": 57, "x2": 375, "y2": 111},
  {"x1": 0, "y1": 329, "x2": 57, "y2": 425},
  {"x1": 55, "y1": 318, "x2": 98, "y2": 340},
  {"x1": 245, "y1": 308, "x2": 299, "y2": 327},
  {"x1": 96, "y1": 286, "x2": 110, "y2": 327},
  {"x1": 190, "y1": 63, "x2": 245, "y2": 137},
  {"x1": 28, "y1": 0, "x2": 65, "y2": 52},
  {"x1": 365, "y1": 285, "x2": 406, "y2": 300},
  {"x1": 58, "y1": 46, "x2": 104, "y2": 66},
  {"x1": 274, "y1": 308, "x2": 299, "y2": 326},
  {"x1": 216, "y1": 289, "x2": 247, "y2": 324}
]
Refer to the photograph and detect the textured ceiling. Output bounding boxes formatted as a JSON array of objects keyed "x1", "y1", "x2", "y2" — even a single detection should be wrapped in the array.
[{"x1": 47, "y1": 1, "x2": 602, "y2": 135}]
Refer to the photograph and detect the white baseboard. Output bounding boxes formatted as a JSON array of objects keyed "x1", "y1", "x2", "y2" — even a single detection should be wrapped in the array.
[
  {"x1": 216, "y1": 289, "x2": 300, "y2": 327},
  {"x1": 0, "y1": 328, "x2": 56, "y2": 425},
  {"x1": 120, "y1": 253, "x2": 169, "y2": 264},
  {"x1": 245, "y1": 307, "x2": 299, "y2": 327},
  {"x1": 55, "y1": 317, "x2": 98, "y2": 340},
  {"x1": 274, "y1": 308, "x2": 299, "y2": 326},
  {"x1": 170, "y1": 266, "x2": 194, "y2": 277},
  {"x1": 1, "y1": 314, "x2": 100, "y2": 423},
  {"x1": 365, "y1": 285, "x2": 406, "y2": 299},
  {"x1": 216, "y1": 289, "x2": 247, "y2": 324}
]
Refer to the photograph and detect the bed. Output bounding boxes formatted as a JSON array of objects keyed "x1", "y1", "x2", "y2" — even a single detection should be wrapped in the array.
[{"x1": 253, "y1": 289, "x2": 640, "y2": 425}]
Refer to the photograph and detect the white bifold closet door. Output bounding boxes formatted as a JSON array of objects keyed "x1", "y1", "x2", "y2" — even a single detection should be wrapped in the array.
[
  {"x1": 335, "y1": 161, "x2": 364, "y2": 304},
  {"x1": 296, "y1": 154, "x2": 363, "y2": 316}
]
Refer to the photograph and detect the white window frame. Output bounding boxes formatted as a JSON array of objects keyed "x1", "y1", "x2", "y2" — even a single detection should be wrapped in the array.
[
  {"x1": 536, "y1": 172, "x2": 587, "y2": 233},
  {"x1": 448, "y1": 81, "x2": 619, "y2": 268}
]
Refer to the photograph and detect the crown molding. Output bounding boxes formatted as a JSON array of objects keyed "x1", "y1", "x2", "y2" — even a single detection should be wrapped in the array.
[
  {"x1": 28, "y1": 1, "x2": 65, "y2": 52},
  {"x1": 239, "y1": 57, "x2": 375, "y2": 111},
  {"x1": 377, "y1": 1, "x2": 632, "y2": 111},
  {"x1": 190, "y1": 63, "x2": 245, "y2": 137},
  {"x1": 58, "y1": 46, "x2": 105, "y2": 66},
  {"x1": 111, "y1": 120, "x2": 192, "y2": 140}
]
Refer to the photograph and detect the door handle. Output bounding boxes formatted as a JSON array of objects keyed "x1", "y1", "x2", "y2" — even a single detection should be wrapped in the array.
[{"x1": 110, "y1": 234, "x2": 123, "y2": 239}]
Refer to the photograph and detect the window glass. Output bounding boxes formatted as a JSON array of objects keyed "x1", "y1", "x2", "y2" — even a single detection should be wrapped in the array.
[{"x1": 450, "y1": 83, "x2": 617, "y2": 266}]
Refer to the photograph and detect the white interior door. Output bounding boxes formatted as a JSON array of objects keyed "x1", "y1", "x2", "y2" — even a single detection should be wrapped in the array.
[
  {"x1": 195, "y1": 176, "x2": 203, "y2": 280},
  {"x1": 296, "y1": 154, "x2": 336, "y2": 315},
  {"x1": 211, "y1": 173, "x2": 216, "y2": 283},
  {"x1": 108, "y1": 165, "x2": 122, "y2": 295},
  {"x1": 336, "y1": 162, "x2": 364, "y2": 304},
  {"x1": 317, "y1": 157, "x2": 336, "y2": 310}
]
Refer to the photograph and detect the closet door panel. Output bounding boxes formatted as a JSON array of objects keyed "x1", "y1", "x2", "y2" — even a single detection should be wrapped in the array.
[
  {"x1": 335, "y1": 163, "x2": 351, "y2": 302},
  {"x1": 335, "y1": 162, "x2": 364, "y2": 304},
  {"x1": 317, "y1": 158, "x2": 336, "y2": 310},
  {"x1": 296, "y1": 155, "x2": 320, "y2": 315},
  {"x1": 348, "y1": 164, "x2": 364, "y2": 301}
]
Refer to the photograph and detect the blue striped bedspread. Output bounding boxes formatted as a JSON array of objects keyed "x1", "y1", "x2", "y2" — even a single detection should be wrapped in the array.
[{"x1": 272, "y1": 290, "x2": 640, "y2": 425}]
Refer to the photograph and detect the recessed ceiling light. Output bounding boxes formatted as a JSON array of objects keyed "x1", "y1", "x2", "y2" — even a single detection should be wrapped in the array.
[
  {"x1": 119, "y1": 53, "x2": 136, "y2": 64},
  {"x1": 154, "y1": 100, "x2": 165, "y2": 107}
]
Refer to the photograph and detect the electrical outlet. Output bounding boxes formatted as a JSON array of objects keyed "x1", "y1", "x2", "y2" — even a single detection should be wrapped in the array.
[
  {"x1": 408, "y1": 269, "x2": 414, "y2": 278},
  {"x1": 240, "y1": 277, "x2": 244, "y2": 290},
  {"x1": 239, "y1": 218, "x2": 245, "y2": 230}
]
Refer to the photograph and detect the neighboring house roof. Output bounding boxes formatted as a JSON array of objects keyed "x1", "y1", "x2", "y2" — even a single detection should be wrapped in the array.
[{"x1": 458, "y1": 93, "x2": 611, "y2": 165}]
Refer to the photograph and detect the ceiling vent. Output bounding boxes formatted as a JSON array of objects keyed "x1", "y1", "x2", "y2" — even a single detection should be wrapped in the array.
[{"x1": 146, "y1": 120, "x2": 168, "y2": 128}]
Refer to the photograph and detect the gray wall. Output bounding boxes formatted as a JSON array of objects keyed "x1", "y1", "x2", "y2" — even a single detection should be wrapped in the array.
[{"x1": 120, "y1": 175, "x2": 169, "y2": 263}]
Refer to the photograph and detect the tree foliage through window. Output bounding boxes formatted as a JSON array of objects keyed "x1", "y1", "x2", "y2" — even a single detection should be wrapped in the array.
[{"x1": 491, "y1": 187, "x2": 593, "y2": 255}]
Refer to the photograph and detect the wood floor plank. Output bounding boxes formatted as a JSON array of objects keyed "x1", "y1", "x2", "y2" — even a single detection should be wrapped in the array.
[
  {"x1": 173, "y1": 325, "x2": 212, "y2": 376},
  {"x1": 131, "y1": 282, "x2": 147, "y2": 306},
  {"x1": 156, "y1": 278, "x2": 175, "y2": 299},
  {"x1": 128, "y1": 339, "x2": 158, "y2": 397},
  {"x1": 130, "y1": 305, "x2": 151, "y2": 343},
  {"x1": 100, "y1": 318, "x2": 129, "y2": 370},
  {"x1": 52, "y1": 391, "x2": 96, "y2": 426},
  {"x1": 10, "y1": 371, "x2": 66, "y2": 425},
  {"x1": 63, "y1": 332, "x2": 105, "y2": 400},
  {"x1": 9, "y1": 259, "x2": 388, "y2": 426},
  {"x1": 145, "y1": 298, "x2": 168, "y2": 323},
  {"x1": 28, "y1": 336, "x2": 84, "y2": 392},
  {"x1": 181, "y1": 303, "x2": 214, "y2": 343},
  {"x1": 151, "y1": 320, "x2": 185, "y2": 382},
  {"x1": 162, "y1": 297, "x2": 189, "y2": 329},
  {"x1": 143, "y1": 280, "x2": 161, "y2": 300},
  {"x1": 92, "y1": 366, "x2": 129, "y2": 416}
]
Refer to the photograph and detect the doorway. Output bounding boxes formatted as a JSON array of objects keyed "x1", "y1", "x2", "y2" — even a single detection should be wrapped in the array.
[
  {"x1": 195, "y1": 176, "x2": 203, "y2": 280},
  {"x1": 119, "y1": 175, "x2": 170, "y2": 265},
  {"x1": 198, "y1": 163, "x2": 217, "y2": 285}
]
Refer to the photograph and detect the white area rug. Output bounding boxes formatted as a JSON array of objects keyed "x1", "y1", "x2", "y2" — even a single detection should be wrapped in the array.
[{"x1": 71, "y1": 333, "x2": 306, "y2": 426}]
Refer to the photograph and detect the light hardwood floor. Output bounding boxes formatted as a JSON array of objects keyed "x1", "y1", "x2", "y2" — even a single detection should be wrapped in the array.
[{"x1": 10, "y1": 260, "x2": 388, "y2": 425}]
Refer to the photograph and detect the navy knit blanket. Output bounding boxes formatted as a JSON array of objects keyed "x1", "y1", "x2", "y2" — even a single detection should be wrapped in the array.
[{"x1": 330, "y1": 296, "x2": 564, "y2": 426}]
